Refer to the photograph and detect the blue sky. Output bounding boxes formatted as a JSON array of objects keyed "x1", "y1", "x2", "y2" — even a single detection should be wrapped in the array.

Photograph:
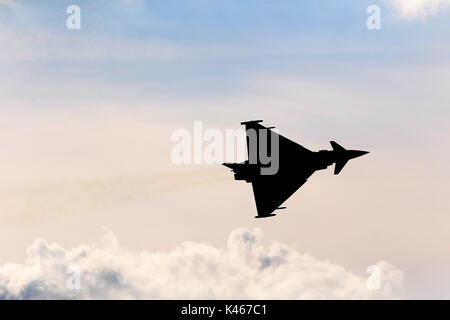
[
  {"x1": 2, "y1": 0, "x2": 449, "y2": 136},
  {"x1": 3, "y1": 1, "x2": 450, "y2": 72},
  {"x1": 2, "y1": 0, "x2": 448, "y2": 105}
]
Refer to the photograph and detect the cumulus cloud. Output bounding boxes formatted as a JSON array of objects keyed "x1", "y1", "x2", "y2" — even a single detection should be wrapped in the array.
[
  {"x1": 385, "y1": 0, "x2": 450, "y2": 19},
  {"x1": 0, "y1": 228, "x2": 404, "y2": 299}
]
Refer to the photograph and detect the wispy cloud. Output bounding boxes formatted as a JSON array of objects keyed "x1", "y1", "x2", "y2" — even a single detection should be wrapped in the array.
[
  {"x1": 0, "y1": 228, "x2": 404, "y2": 299},
  {"x1": 0, "y1": 0, "x2": 18, "y2": 7},
  {"x1": 386, "y1": 0, "x2": 450, "y2": 19}
]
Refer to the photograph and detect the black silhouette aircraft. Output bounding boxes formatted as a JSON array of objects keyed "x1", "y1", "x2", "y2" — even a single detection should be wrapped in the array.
[{"x1": 223, "y1": 120, "x2": 369, "y2": 218}]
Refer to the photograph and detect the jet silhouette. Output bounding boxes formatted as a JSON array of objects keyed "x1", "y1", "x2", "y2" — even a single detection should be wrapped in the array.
[{"x1": 223, "y1": 120, "x2": 369, "y2": 218}]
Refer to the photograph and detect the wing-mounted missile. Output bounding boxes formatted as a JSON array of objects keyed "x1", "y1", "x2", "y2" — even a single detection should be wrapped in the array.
[
  {"x1": 240, "y1": 120, "x2": 275, "y2": 129},
  {"x1": 241, "y1": 120, "x2": 263, "y2": 125},
  {"x1": 254, "y1": 214, "x2": 277, "y2": 219}
]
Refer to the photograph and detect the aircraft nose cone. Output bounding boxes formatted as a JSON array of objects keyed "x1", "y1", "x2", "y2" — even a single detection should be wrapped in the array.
[{"x1": 351, "y1": 150, "x2": 369, "y2": 159}]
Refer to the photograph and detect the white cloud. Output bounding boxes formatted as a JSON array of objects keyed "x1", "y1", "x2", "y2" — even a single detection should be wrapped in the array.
[
  {"x1": 385, "y1": 0, "x2": 450, "y2": 19},
  {"x1": 0, "y1": 228, "x2": 404, "y2": 299}
]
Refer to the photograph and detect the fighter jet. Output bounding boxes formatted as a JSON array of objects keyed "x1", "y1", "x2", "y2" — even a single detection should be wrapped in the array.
[{"x1": 223, "y1": 120, "x2": 369, "y2": 218}]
